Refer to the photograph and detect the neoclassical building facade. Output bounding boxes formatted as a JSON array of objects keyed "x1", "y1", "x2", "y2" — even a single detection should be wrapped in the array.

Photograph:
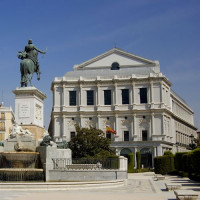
[{"x1": 49, "y1": 48, "x2": 197, "y2": 167}]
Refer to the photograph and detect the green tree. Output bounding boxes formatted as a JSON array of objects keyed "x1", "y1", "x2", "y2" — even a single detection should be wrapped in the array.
[
  {"x1": 136, "y1": 151, "x2": 141, "y2": 169},
  {"x1": 128, "y1": 153, "x2": 135, "y2": 172},
  {"x1": 68, "y1": 125, "x2": 115, "y2": 159}
]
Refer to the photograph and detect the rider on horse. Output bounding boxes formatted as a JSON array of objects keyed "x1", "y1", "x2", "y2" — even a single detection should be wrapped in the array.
[
  {"x1": 24, "y1": 39, "x2": 46, "y2": 76},
  {"x1": 18, "y1": 39, "x2": 46, "y2": 87}
]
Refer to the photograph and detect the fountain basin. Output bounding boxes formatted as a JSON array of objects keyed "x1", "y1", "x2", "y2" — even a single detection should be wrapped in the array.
[
  {"x1": 0, "y1": 168, "x2": 44, "y2": 181},
  {"x1": 1, "y1": 152, "x2": 40, "y2": 168}
]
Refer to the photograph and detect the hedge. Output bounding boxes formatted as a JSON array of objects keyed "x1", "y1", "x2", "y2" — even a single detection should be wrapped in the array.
[
  {"x1": 190, "y1": 148, "x2": 200, "y2": 175},
  {"x1": 154, "y1": 155, "x2": 174, "y2": 175},
  {"x1": 174, "y1": 152, "x2": 187, "y2": 171},
  {"x1": 136, "y1": 151, "x2": 141, "y2": 169},
  {"x1": 154, "y1": 148, "x2": 200, "y2": 180},
  {"x1": 128, "y1": 153, "x2": 134, "y2": 172}
]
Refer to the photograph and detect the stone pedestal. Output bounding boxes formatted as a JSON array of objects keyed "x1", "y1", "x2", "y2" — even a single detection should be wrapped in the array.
[
  {"x1": 37, "y1": 146, "x2": 72, "y2": 181},
  {"x1": 4, "y1": 135, "x2": 38, "y2": 152},
  {"x1": 13, "y1": 87, "x2": 47, "y2": 140}
]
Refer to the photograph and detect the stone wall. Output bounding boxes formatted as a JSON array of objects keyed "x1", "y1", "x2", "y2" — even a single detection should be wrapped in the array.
[{"x1": 48, "y1": 170, "x2": 127, "y2": 181}]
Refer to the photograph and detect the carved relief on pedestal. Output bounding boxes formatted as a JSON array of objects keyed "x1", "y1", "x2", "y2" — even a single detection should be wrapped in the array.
[{"x1": 35, "y1": 104, "x2": 42, "y2": 120}]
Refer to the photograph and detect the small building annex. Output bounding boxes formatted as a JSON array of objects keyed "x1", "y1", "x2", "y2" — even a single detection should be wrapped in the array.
[{"x1": 49, "y1": 48, "x2": 197, "y2": 168}]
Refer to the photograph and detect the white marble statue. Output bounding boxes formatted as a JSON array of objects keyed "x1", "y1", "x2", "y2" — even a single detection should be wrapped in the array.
[{"x1": 10, "y1": 124, "x2": 32, "y2": 138}]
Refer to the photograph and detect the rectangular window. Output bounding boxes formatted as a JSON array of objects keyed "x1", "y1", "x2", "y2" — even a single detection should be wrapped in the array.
[
  {"x1": 0, "y1": 122, "x2": 5, "y2": 131},
  {"x1": 142, "y1": 130, "x2": 148, "y2": 141},
  {"x1": 140, "y1": 88, "x2": 147, "y2": 104},
  {"x1": 70, "y1": 132, "x2": 76, "y2": 140},
  {"x1": 87, "y1": 90, "x2": 94, "y2": 105},
  {"x1": 69, "y1": 91, "x2": 76, "y2": 106},
  {"x1": 124, "y1": 131, "x2": 129, "y2": 141},
  {"x1": 122, "y1": 89, "x2": 129, "y2": 104},
  {"x1": 0, "y1": 112, "x2": 5, "y2": 119},
  {"x1": 104, "y1": 90, "x2": 111, "y2": 105},
  {"x1": 0, "y1": 133, "x2": 4, "y2": 141}
]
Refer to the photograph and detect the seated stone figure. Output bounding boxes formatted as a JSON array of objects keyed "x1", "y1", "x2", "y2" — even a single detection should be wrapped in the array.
[{"x1": 10, "y1": 124, "x2": 33, "y2": 138}]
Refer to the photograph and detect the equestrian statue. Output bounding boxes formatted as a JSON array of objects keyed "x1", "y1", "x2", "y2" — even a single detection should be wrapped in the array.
[{"x1": 18, "y1": 39, "x2": 46, "y2": 87}]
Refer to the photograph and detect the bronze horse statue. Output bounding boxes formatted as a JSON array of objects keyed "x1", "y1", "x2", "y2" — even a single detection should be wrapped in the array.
[{"x1": 18, "y1": 51, "x2": 40, "y2": 87}]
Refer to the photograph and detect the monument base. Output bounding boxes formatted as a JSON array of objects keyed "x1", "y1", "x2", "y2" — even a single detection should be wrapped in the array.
[
  {"x1": 13, "y1": 87, "x2": 47, "y2": 139},
  {"x1": 21, "y1": 124, "x2": 45, "y2": 140}
]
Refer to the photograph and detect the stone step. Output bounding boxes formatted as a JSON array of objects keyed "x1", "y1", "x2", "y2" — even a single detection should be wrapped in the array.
[{"x1": 174, "y1": 190, "x2": 199, "y2": 200}]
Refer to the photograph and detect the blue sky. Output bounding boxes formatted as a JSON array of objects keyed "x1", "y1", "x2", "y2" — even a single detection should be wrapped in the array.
[{"x1": 0, "y1": 0, "x2": 200, "y2": 130}]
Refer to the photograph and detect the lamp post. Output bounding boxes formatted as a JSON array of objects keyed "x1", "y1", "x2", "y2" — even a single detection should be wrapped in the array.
[
  {"x1": 176, "y1": 142, "x2": 179, "y2": 152},
  {"x1": 189, "y1": 134, "x2": 195, "y2": 150}
]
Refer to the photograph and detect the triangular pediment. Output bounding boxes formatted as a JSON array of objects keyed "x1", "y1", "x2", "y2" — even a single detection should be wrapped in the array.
[{"x1": 74, "y1": 48, "x2": 156, "y2": 70}]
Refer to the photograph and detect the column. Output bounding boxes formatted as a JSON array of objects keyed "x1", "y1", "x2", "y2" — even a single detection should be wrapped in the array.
[
  {"x1": 152, "y1": 147, "x2": 157, "y2": 168},
  {"x1": 79, "y1": 85, "x2": 82, "y2": 106},
  {"x1": 97, "y1": 84, "x2": 100, "y2": 106},
  {"x1": 132, "y1": 82, "x2": 135, "y2": 105},
  {"x1": 154, "y1": 146, "x2": 157, "y2": 157},
  {"x1": 160, "y1": 81, "x2": 164, "y2": 107},
  {"x1": 97, "y1": 115, "x2": 100, "y2": 129},
  {"x1": 157, "y1": 145, "x2": 162, "y2": 156},
  {"x1": 150, "y1": 81, "x2": 154, "y2": 104},
  {"x1": 130, "y1": 118, "x2": 134, "y2": 140},
  {"x1": 53, "y1": 86, "x2": 57, "y2": 106},
  {"x1": 162, "y1": 113, "x2": 165, "y2": 136},
  {"x1": 114, "y1": 83, "x2": 117, "y2": 105},
  {"x1": 80, "y1": 115, "x2": 84, "y2": 127},
  {"x1": 53, "y1": 117, "x2": 58, "y2": 138},
  {"x1": 151, "y1": 113, "x2": 155, "y2": 136},
  {"x1": 133, "y1": 114, "x2": 136, "y2": 139},
  {"x1": 62, "y1": 87, "x2": 66, "y2": 106},
  {"x1": 62, "y1": 116, "x2": 66, "y2": 141},
  {"x1": 115, "y1": 114, "x2": 119, "y2": 141},
  {"x1": 134, "y1": 147, "x2": 137, "y2": 169}
]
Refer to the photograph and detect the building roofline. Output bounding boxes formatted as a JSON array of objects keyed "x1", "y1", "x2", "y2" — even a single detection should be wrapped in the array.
[{"x1": 73, "y1": 48, "x2": 157, "y2": 70}]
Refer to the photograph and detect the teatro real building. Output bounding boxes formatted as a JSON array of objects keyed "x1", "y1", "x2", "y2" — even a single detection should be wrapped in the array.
[{"x1": 49, "y1": 48, "x2": 197, "y2": 168}]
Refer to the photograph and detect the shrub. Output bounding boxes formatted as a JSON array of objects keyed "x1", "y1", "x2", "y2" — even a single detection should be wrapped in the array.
[
  {"x1": 164, "y1": 151, "x2": 174, "y2": 156},
  {"x1": 182, "y1": 153, "x2": 192, "y2": 173},
  {"x1": 136, "y1": 151, "x2": 141, "y2": 169},
  {"x1": 154, "y1": 155, "x2": 174, "y2": 175},
  {"x1": 190, "y1": 148, "x2": 200, "y2": 175},
  {"x1": 128, "y1": 153, "x2": 134, "y2": 172},
  {"x1": 174, "y1": 152, "x2": 187, "y2": 171}
]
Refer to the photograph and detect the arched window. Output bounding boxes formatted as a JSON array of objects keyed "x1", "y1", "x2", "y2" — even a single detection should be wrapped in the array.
[
  {"x1": 111, "y1": 62, "x2": 120, "y2": 70},
  {"x1": 120, "y1": 148, "x2": 131, "y2": 158}
]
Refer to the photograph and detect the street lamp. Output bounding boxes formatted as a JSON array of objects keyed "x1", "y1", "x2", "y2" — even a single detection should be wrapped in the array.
[
  {"x1": 176, "y1": 142, "x2": 179, "y2": 152},
  {"x1": 189, "y1": 134, "x2": 195, "y2": 150}
]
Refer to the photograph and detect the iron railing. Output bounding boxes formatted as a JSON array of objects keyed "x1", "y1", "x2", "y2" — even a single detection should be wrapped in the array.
[{"x1": 52, "y1": 157, "x2": 119, "y2": 170}]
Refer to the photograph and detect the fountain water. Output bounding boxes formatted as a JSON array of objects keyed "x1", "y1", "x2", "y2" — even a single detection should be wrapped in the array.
[{"x1": 0, "y1": 124, "x2": 44, "y2": 181}]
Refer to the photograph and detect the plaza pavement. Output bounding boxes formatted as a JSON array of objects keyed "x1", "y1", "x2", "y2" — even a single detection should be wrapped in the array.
[{"x1": 1, "y1": 173, "x2": 200, "y2": 200}]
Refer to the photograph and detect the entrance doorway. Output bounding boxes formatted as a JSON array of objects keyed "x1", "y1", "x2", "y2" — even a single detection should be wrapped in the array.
[{"x1": 140, "y1": 148, "x2": 152, "y2": 168}]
